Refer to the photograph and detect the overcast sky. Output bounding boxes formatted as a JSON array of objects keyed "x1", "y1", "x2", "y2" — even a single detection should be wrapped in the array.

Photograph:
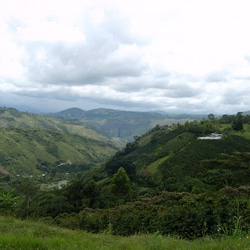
[{"x1": 0, "y1": 0, "x2": 250, "y2": 114}]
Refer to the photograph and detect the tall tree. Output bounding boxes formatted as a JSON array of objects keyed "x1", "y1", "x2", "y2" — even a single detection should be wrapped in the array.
[
  {"x1": 232, "y1": 112, "x2": 243, "y2": 131},
  {"x1": 111, "y1": 167, "x2": 131, "y2": 196}
]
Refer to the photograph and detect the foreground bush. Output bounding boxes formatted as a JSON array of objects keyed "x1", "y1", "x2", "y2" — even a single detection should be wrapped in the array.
[{"x1": 54, "y1": 192, "x2": 250, "y2": 239}]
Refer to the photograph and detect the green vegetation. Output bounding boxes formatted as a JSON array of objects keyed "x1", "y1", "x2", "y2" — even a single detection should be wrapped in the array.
[
  {"x1": 111, "y1": 167, "x2": 131, "y2": 196},
  {"x1": 0, "y1": 107, "x2": 109, "y2": 141},
  {"x1": 0, "y1": 128, "x2": 117, "y2": 182},
  {"x1": 0, "y1": 189, "x2": 19, "y2": 215},
  {"x1": 1, "y1": 108, "x2": 250, "y2": 244},
  {"x1": 0, "y1": 216, "x2": 249, "y2": 249},
  {"x1": 0, "y1": 107, "x2": 118, "y2": 190}
]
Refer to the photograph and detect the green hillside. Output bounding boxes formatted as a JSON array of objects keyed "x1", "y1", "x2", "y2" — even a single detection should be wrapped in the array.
[
  {"x1": 10, "y1": 113, "x2": 250, "y2": 239},
  {"x1": 0, "y1": 107, "x2": 110, "y2": 141},
  {"x1": 102, "y1": 121, "x2": 250, "y2": 194},
  {"x1": 0, "y1": 128, "x2": 117, "y2": 176},
  {"x1": 0, "y1": 107, "x2": 118, "y2": 186}
]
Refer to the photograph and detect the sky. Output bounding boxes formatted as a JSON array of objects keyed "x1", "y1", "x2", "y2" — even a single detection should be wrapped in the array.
[{"x1": 0, "y1": 0, "x2": 250, "y2": 114}]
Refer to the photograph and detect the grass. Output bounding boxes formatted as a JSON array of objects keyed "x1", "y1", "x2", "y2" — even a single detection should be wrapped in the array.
[
  {"x1": 147, "y1": 155, "x2": 169, "y2": 174},
  {"x1": 0, "y1": 127, "x2": 117, "y2": 178},
  {"x1": 241, "y1": 124, "x2": 250, "y2": 139},
  {"x1": 220, "y1": 123, "x2": 250, "y2": 139},
  {"x1": 0, "y1": 216, "x2": 249, "y2": 249}
]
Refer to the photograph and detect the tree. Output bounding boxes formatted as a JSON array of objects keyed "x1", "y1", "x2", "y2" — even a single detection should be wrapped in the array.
[
  {"x1": 236, "y1": 112, "x2": 243, "y2": 118},
  {"x1": 232, "y1": 120, "x2": 243, "y2": 131},
  {"x1": 17, "y1": 181, "x2": 39, "y2": 219},
  {"x1": 208, "y1": 114, "x2": 215, "y2": 120},
  {"x1": 0, "y1": 189, "x2": 19, "y2": 215},
  {"x1": 111, "y1": 167, "x2": 131, "y2": 196},
  {"x1": 232, "y1": 113, "x2": 243, "y2": 131}
]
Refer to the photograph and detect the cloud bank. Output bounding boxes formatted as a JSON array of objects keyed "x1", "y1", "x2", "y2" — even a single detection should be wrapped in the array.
[{"x1": 0, "y1": 0, "x2": 250, "y2": 114}]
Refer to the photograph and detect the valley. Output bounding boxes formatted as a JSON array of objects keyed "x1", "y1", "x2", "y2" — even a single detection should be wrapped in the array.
[{"x1": 0, "y1": 106, "x2": 249, "y2": 243}]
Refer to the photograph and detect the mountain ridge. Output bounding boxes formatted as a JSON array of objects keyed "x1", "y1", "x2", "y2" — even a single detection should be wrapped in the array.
[{"x1": 50, "y1": 107, "x2": 206, "y2": 142}]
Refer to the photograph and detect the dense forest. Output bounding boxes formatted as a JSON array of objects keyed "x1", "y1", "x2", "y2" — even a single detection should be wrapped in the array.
[{"x1": 1, "y1": 110, "x2": 250, "y2": 239}]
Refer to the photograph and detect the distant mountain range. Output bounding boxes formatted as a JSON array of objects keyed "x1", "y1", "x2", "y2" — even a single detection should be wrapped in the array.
[{"x1": 49, "y1": 107, "x2": 206, "y2": 142}]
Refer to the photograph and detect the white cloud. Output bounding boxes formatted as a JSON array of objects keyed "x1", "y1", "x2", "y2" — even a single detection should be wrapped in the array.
[
  {"x1": 18, "y1": 21, "x2": 86, "y2": 43},
  {"x1": 0, "y1": 0, "x2": 250, "y2": 114}
]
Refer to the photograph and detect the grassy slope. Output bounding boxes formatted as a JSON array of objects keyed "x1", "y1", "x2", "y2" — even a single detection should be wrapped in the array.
[
  {"x1": 0, "y1": 108, "x2": 118, "y2": 178},
  {"x1": 0, "y1": 107, "x2": 109, "y2": 141},
  {"x1": 0, "y1": 216, "x2": 249, "y2": 250},
  {"x1": 0, "y1": 128, "x2": 117, "y2": 176}
]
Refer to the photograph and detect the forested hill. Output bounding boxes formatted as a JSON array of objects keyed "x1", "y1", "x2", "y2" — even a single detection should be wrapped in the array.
[
  {"x1": 3, "y1": 112, "x2": 250, "y2": 239},
  {"x1": 13, "y1": 113, "x2": 250, "y2": 239},
  {"x1": 104, "y1": 119, "x2": 250, "y2": 191}
]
